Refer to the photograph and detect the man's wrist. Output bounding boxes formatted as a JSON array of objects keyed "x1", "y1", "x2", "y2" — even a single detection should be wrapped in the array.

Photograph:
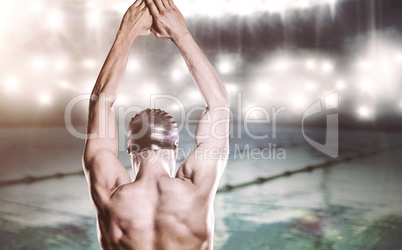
[
  {"x1": 172, "y1": 31, "x2": 193, "y2": 48},
  {"x1": 116, "y1": 30, "x2": 138, "y2": 45}
]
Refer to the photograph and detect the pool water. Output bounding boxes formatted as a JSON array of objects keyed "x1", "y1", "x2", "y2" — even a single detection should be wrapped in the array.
[{"x1": 0, "y1": 126, "x2": 401, "y2": 249}]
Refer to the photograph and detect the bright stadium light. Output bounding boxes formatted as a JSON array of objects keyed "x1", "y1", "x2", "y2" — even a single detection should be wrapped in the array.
[
  {"x1": 55, "y1": 59, "x2": 67, "y2": 71},
  {"x1": 115, "y1": 95, "x2": 128, "y2": 106},
  {"x1": 0, "y1": 2, "x2": 15, "y2": 21},
  {"x1": 395, "y1": 53, "x2": 402, "y2": 63},
  {"x1": 218, "y1": 61, "x2": 233, "y2": 74},
  {"x1": 47, "y1": 11, "x2": 63, "y2": 30},
  {"x1": 33, "y1": 57, "x2": 46, "y2": 70},
  {"x1": 293, "y1": 95, "x2": 306, "y2": 107},
  {"x1": 305, "y1": 59, "x2": 316, "y2": 70},
  {"x1": 322, "y1": 61, "x2": 334, "y2": 73},
  {"x1": 38, "y1": 92, "x2": 52, "y2": 105},
  {"x1": 113, "y1": 2, "x2": 129, "y2": 14},
  {"x1": 360, "y1": 80, "x2": 372, "y2": 93},
  {"x1": 170, "y1": 57, "x2": 188, "y2": 80},
  {"x1": 4, "y1": 76, "x2": 19, "y2": 92},
  {"x1": 306, "y1": 82, "x2": 317, "y2": 90},
  {"x1": 127, "y1": 60, "x2": 140, "y2": 72},
  {"x1": 175, "y1": 1, "x2": 195, "y2": 17},
  {"x1": 86, "y1": 1, "x2": 98, "y2": 9},
  {"x1": 325, "y1": 92, "x2": 338, "y2": 109},
  {"x1": 193, "y1": 0, "x2": 225, "y2": 17},
  {"x1": 296, "y1": 0, "x2": 311, "y2": 9},
  {"x1": 87, "y1": 11, "x2": 101, "y2": 26},
  {"x1": 226, "y1": 83, "x2": 239, "y2": 93},
  {"x1": 31, "y1": 1, "x2": 43, "y2": 12},
  {"x1": 59, "y1": 81, "x2": 69, "y2": 89},
  {"x1": 336, "y1": 80, "x2": 346, "y2": 90},
  {"x1": 381, "y1": 61, "x2": 390, "y2": 72},
  {"x1": 231, "y1": 0, "x2": 259, "y2": 16},
  {"x1": 274, "y1": 58, "x2": 290, "y2": 71},
  {"x1": 171, "y1": 69, "x2": 183, "y2": 80},
  {"x1": 175, "y1": 0, "x2": 339, "y2": 16},
  {"x1": 357, "y1": 60, "x2": 372, "y2": 70},
  {"x1": 84, "y1": 59, "x2": 96, "y2": 69},
  {"x1": 357, "y1": 106, "x2": 373, "y2": 119},
  {"x1": 266, "y1": 0, "x2": 286, "y2": 13}
]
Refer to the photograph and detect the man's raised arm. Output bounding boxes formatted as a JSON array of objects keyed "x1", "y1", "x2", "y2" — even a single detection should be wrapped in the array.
[
  {"x1": 83, "y1": 0, "x2": 152, "y2": 205},
  {"x1": 147, "y1": 0, "x2": 230, "y2": 195}
]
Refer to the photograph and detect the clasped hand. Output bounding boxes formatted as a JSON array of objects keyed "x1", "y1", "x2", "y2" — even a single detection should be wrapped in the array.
[{"x1": 120, "y1": 0, "x2": 189, "y2": 42}]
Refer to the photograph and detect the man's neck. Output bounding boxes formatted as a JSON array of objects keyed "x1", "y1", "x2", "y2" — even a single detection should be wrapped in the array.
[
  {"x1": 133, "y1": 149, "x2": 176, "y2": 180},
  {"x1": 136, "y1": 160, "x2": 175, "y2": 180}
]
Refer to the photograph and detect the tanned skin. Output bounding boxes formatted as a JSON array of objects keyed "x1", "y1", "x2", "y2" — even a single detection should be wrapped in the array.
[{"x1": 83, "y1": 0, "x2": 230, "y2": 249}]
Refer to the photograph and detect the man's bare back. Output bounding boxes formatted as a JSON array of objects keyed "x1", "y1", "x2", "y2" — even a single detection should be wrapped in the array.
[
  {"x1": 97, "y1": 177, "x2": 212, "y2": 249},
  {"x1": 83, "y1": 1, "x2": 229, "y2": 249}
]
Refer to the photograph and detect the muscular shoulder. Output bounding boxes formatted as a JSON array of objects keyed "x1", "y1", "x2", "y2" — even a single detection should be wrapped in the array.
[{"x1": 176, "y1": 153, "x2": 227, "y2": 199}]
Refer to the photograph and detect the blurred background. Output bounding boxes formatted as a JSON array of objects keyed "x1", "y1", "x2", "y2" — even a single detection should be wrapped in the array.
[{"x1": 1, "y1": 0, "x2": 402, "y2": 249}]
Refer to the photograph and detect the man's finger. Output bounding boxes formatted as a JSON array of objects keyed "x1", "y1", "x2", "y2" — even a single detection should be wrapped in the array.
[
  {"x1": 142, "y1": 4, "x2": 151, "y2": 13},
  {"x1": 153, "y1": 0, "x2": 166, "y2": 12},
  {"x1": 139, "y1": 1, "x2": 147, "y2": 9},
  {"x1": 133, "y1": 0, "x2": 143, "y2": 8},
  {"x1": 146, "y1": 0, "x2": 159, "y2": 16},
  {"x1": 161, "y1": 0, "x2": 170, "y2": 8},
  {"x1": 167, "y1": 0, "x2": 176, "y2": 9}
]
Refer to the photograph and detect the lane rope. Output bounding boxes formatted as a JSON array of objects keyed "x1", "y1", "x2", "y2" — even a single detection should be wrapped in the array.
[{"x1": 0, "y1": 144, "x2": 401, "y2": 190}]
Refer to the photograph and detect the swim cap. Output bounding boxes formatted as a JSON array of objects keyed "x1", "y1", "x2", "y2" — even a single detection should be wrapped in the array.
[{"x1": 127, "y1": 109, "x2": 179, "y2": 154}]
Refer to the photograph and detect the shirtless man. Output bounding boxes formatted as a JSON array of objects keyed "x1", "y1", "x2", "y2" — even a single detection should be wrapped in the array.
[{"x1": 82, "y1": 0, "x2": 230, "y2": 249}]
